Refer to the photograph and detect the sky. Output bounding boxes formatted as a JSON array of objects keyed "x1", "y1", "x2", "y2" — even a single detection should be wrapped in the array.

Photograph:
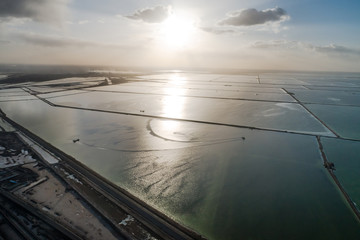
[{"x1": 0, "y1": 0, "x2": 359, "y2": 71}]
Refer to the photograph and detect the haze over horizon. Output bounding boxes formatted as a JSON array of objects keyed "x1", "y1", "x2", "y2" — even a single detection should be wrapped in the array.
[{"x1": 0, "y1": 0, "x2": 359, "y2": 72}]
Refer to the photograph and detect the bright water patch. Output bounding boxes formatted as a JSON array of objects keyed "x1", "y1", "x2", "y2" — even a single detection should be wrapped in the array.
[
  {"x1": 89, "y1": 84, "x2": 295, "y2": 102},
  {"x1": 213, "y1": 75, "x2": 259, "y2": 84},
  {"x1": 123, "y1": 80, "x2": 288, "y2": 93},
  {"x1": 31, "y1": 77, "x2": 105, "y2": 86},
  {"x1": 0, "y1": 88, "x2": 31, "y2": 96},
  {"x1": 26, "y1": 86, "x2": 69, "y2": 94},
  {"x1": 39, "y1": 89, "x2": 88, "y2": 99},
  {"x1": 287, "y1": 89, "x2": 360, "y2": 106},
  {"x1": 306, "y1": 86, "x2": 360, "y2": 92},
  {"x1": 45, "y1": 91, "x2": 333, "y2": 136},
  {"x1": 0, "y1": 88, "x2": 38, "y2": 101},
  {"x1": 137, "y1": 73, "x2": 224, "y2": 81},
  {"x1": 295, "y1": 73, "x2": 360, "y2": 87}
]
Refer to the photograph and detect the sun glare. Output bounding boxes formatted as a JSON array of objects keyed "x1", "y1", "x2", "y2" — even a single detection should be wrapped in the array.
[{"x1": 160, "y1": 13, "x2": 196, "y2": 49}]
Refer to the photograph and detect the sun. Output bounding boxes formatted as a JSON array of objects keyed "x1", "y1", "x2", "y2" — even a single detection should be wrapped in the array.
[{"x1": 160, "y1": 12, "x2": 196, "y2": 49}]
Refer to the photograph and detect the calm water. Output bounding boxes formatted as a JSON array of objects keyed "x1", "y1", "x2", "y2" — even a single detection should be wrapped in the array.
[
  {"x1": 1, "y1": 71, "x2": 360, "y2": 239},
  {"x1": 321, "y1": 138, "x2": 360, "y2": 207}
]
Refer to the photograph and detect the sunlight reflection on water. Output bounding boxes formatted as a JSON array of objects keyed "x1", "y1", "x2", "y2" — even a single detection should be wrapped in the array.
[
  {"x1": 161, "y1": 74, "x2": 187, "y2": 119},
  {"x1": 2, "y1": 71, "x2": 360, "y2": 240}
]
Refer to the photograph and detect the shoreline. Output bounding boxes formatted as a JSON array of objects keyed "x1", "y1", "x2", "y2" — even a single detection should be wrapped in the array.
[{"x1": 0, "y1": 110, "x2": 205, "y2": 239}]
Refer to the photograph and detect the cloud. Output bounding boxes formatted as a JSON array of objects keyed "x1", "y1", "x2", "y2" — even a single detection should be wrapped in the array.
[
  {"x1": 219, "y1": 7, "x2": 289, "y2": 26},
  {"x1": 12, "y1": 32, "x2": 140, "y2": 51},
  {"x1": 200, "y1": 27, "x2": 236, "y2": 35},
  {"x1": 0, "y1": 0, "x2": 68, "y2": 24},
  {"x1": 14, "y1": 32, "x2": 102, "y2": 48},
  {"x1": 126, "y1": 5, "x2": 171, "y2": 23},
  {"x1": 251, "y1": 40, "x2": 303, "y2": 49},
  {"x1": 314, "y1": 44, "x2": 360, "y2": 56},
  {"x1": 251, "y1": 40, "x2": 360, "y2": 57},
  {"x1": 0, "y1": 40, "x2": 10, "y2": 44},
  {"x1": 78, "y1": 20, "x2": 89, "y2": 25}
]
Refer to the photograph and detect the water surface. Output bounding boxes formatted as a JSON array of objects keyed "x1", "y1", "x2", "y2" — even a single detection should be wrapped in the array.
[{"x1": 1, "y1": 71, "x2": 360, "y2": 239}]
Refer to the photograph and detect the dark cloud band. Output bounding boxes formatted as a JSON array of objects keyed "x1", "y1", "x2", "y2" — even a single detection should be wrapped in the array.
[
  {"x1": 0, "y1": 0, "x2": 68, "y2": 23},
  {"x1": 252, "y1": 40, "x2": 360, "y2": 57},
  {"x1": 126, "y1": 5, "x2": 171, "y2": 23},
  {"x1": 219, "y1": 7, "x2": 289, "y2": 26}
]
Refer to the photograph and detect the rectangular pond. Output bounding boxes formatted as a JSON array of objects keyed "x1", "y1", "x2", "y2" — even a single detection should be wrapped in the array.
[
  {"x1": 1, "y1": 70, "x2": 360, "y2": 240},
  {"x1": 321, "y1": 137, "x2": 360, "y2": 209},
  {"x1": 42, "y1": 90, "x2": 334, "y2": 136},
  {"x1": 0, "y1": 96, "x2": 360, "y2": 240},
  {"x1": 305, "y1": 104, "x2": 360, "y2": 140}
]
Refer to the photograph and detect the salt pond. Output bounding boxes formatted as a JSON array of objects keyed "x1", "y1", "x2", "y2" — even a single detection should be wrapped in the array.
[{"x1": 1, "y1": 71, "x2": 360, "y2": 239}]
